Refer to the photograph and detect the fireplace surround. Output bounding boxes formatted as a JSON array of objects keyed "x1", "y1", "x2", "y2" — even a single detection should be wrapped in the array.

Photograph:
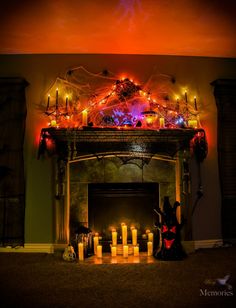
[{"x1": 38, "y1": 127, "x2": 206, "y2": 246}]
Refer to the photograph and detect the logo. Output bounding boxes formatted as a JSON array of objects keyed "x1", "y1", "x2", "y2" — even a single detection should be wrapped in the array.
[{"x1": 200, "y1": 274, "x2": 234, "y2": 297}]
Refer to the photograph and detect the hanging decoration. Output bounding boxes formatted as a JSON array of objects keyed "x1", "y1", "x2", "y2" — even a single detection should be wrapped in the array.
[
  {"x1": 191, "y1": 131, "x2": 208, "y2": 162},
  {"x1": 42, "y1": 67, "x2": 202, "y2": 130}
]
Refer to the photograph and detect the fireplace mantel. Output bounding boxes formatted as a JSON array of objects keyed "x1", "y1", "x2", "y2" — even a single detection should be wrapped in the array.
[{"x1": 38, "y1": 127, "x2": 205, "y2": 161}]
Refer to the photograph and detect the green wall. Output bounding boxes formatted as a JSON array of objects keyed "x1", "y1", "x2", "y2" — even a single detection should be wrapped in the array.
[{"x1": 0, "y1": 54, "x2": 236, "y2": 243}]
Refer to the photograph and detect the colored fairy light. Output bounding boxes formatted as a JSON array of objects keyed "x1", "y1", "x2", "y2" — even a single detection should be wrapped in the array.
[{"x1": 43, "y1": 70, "x2": 200, "y2": 130}]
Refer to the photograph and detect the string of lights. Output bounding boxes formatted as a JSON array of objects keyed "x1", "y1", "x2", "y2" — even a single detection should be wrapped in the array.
[{"x1": 43, "y1": 67, "x2": 201, "y2": 130}]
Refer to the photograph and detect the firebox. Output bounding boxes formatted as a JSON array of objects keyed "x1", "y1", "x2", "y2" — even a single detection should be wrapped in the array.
[{"x1": 88, "y1": 183, "x2": 158, "y2": 251}]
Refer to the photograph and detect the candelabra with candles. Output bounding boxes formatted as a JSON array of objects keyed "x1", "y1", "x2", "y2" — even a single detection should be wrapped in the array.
[{"x1": 45, "y1": 88, "x2": 70, "y2": 127}]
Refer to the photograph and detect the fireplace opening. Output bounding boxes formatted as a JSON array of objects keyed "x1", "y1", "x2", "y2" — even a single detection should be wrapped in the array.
[{"x1": 88, "y1": 183, "x2": 159, "y2": 251}]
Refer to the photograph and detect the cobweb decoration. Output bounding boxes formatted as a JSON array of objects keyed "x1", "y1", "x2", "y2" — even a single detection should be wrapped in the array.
[{"x1": 42, "y1": 66, "x2": 201, "y2": 129}]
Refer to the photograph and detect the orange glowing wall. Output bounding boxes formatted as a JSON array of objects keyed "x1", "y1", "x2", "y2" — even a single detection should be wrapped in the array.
[{"x1": 0, "y1": 0, "x2": 236, "y2": 57}]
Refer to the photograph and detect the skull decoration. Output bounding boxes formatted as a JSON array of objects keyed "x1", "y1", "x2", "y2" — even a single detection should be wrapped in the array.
[{"x1": 63, "y1": 244, "x2": 76, "y2": 262}]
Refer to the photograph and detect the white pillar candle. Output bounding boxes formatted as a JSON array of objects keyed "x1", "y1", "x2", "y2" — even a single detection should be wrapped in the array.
[
  {"x1": 148, "y1": 232, "x2": 154, "y2": 242},
  {"x1": 78, "y1": 242, "x2": 84, "y2": 261},
  {"x1": 82, "y1": 109, "x2": 88, "y2": 126},
  {"x1": 147, "y1": 241, "x2": 153, "y2": 256},
  {"x1": 159, "y1": 117, "x2": 165, "y2": 128},
  {"x1": 111, "y1": 246, "x2": 117, "y2": 257},
  {"x1": 112, "y1": 230, "x2": 117, "y2": 246},
  {"x1": 123, "y1": 245, "x2": 128, "y2": 258},
  {"x1": 132, "y1": 228, "x2": 137, "y2": 246},
  {"x1": 133, "y1": 246, "x2": 139, "y2": 257},
  {"x1": 188, "y1": 120, "x2": 198, "y2": 128},
  {"x1": 51, "y1": 120, "x2": 57, "y2": 127},
  {"x1": 93, "y1": 235, "x2": 99, "y2": 255},
  {"x1": 122, "y1": 224, "x2": 127, "y2": 245},
  {"x1": 97, "y1": 245, "x2": 102, "y2": 258}
]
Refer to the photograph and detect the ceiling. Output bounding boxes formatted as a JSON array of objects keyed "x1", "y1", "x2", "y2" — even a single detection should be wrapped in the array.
[{"x1": 0, "y1": 0, "x2": 236, "y2": 57}]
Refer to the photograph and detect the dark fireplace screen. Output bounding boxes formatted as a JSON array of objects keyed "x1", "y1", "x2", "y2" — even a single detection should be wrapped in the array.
[{"x1": 88, "y1": 183, "x2": 159, "y2": 249}]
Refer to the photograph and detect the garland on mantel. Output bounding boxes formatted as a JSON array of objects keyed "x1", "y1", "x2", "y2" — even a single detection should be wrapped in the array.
[
  {"x1": 41, "y1": 67, "x2": 202, "y2": 131},
  {"x1": 39, "y1": 67, "x2": 208, "y2": 163}
]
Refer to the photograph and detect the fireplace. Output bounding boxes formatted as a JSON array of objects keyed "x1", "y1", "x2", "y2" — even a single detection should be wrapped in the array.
[
  {"x1": 88, "y1": 183, "x2": 158, "y2": 251},
  {"x1": 38, "y1": 127, "x2": 207, "y2": 245},
  {"x1": 68, "y1": 153, "x2": 176, "y2": 249}
]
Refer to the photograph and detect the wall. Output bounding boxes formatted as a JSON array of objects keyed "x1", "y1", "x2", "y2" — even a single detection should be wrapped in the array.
[{"x1": 0, "y1": 54, "x2": 236, "y2": 243}]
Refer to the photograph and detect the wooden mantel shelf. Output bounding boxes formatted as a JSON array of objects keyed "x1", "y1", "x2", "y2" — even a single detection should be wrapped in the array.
[{"x1": 38, "y1": 127, "x2": 205, "y2": 161}]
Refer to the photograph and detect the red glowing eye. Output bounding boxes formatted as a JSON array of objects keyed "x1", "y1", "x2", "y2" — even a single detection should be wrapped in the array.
[
  {"x1": 162, "y1": 225, "x2": 168, "y2": 233},
  {"x1": 170, "y1": 226, "x2": 176, "y2": 233}
]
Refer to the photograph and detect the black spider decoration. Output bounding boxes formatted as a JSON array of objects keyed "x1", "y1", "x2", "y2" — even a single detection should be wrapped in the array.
[{"x1": 115, "y1": 78, "x2": 141, "y2": 102}]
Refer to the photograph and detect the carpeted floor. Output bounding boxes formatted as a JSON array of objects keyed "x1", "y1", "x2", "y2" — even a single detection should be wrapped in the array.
[{"x1": 0, "y1": 246, "x2": 236, "y2": 308}]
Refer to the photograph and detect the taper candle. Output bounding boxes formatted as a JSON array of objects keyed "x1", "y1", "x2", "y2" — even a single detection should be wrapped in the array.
[
  {"x1": 66, "y1": 96, "x2": 68, "y2": 111},
  {"x1": 122, "y1": 224, "x2": 127, "y2": 245},
  {"x1": 148, "y1": 232, "x2": 154, "y2": 242},
  {"x1": 194, "y1": 96, "x2": 198, "y2": 111},
  {"x1": 184, "y1": 90, "x2": 188, "y2": 112},
  {"x1": 184, "y1": 90, "x2": 188, "y2": 103},
  {"x1": 46, "y1": 94, "x2": 50, "y2": 110},
  {"x1": 93, "y1": 234, "x2": 99, "y2": 255},
  {"x1": 112, "y1": 230, "x2": 117, "y2": 246},
  {"x1": 132, "y1": 228, "x2": 137, "y2": 246},
  {"x1": 82, "y1": 109, "x2": 88, "y2": 126},
  {"x1": 56, "y1": 88, "x2": 59, "y2": 110},
  {"x1": 176, "y1": 96, "x2": 179, "y2": 112}
]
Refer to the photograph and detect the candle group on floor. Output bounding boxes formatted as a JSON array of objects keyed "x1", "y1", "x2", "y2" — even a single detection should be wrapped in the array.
[{"x1": 78, "y1": 225, "x2": 154, "y2": 261}]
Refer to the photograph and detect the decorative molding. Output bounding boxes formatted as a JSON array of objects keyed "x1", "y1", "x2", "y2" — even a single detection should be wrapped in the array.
[
  {"x1": 194, "y1": 239, "x2": 223, "y2": 250},
  {"x1": 182, "y1": 239, "x2": 224, "y2": 253},
  {"x1": 53, "y1": 243, "x2": 67, "y2": 251},
  {"x1": 0, "y1": 240, "x2": 225, "y2": 254},
  {"x1": 0, "y1": 243, "x2": 54, "y2": 253}
]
